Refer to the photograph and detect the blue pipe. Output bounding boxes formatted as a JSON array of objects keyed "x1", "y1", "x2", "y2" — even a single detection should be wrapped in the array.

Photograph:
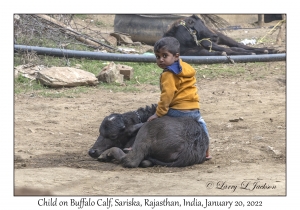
[{"x1": 14, "y1": 45, "x2": 286, "y2": 64}]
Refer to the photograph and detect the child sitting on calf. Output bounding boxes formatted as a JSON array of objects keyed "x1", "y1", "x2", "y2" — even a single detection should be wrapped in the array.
[{"x1": 147, "y1": 36, "x2": 211, "y2": 160}]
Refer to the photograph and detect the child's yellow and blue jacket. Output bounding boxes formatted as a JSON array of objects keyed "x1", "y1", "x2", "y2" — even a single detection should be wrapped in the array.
[{"x1": 156, "y1": 58, "x2": 200, "y2": 117}]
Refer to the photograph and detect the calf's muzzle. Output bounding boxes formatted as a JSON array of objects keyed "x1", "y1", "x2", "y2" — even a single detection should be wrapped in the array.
[{"x1": 88, "y1": 148, "x2": 101, "y2": 158}]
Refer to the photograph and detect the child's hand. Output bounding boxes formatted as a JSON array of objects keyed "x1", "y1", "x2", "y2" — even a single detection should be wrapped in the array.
[{"x1": 147, "y1": 114, "x2": 158, "y2": 122}]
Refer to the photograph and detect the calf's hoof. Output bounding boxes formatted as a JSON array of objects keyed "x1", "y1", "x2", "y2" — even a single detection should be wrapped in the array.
[
  {"x1": 98, "y1": 149, "x2": 113, "y2": 161},
  {"x1": 123, "y1": 147, "x2": 132, "y2": 154}
]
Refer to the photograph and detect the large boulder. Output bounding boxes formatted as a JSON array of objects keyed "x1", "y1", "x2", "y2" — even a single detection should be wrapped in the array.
[{"x1": 36, "y1": 67, "x2": 98, "y2": 88}]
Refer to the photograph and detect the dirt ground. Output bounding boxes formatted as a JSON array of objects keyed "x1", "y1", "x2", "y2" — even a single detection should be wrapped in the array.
[{"x1": 14, "y1": 15, "x2": 286, "y2": 196}]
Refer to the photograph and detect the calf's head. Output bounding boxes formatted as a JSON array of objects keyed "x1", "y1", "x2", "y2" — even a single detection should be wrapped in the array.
[
  {"x1": 185, "y1": 15, "x2": 218, "y2": 42},
  {"x1": 88, "y1": 113, "x2": 142, "y2": 159}
]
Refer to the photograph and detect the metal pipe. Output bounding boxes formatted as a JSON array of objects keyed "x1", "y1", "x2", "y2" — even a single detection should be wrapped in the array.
[{"x1": 14, "y1": 45, "x2": 286, "y2": 64}]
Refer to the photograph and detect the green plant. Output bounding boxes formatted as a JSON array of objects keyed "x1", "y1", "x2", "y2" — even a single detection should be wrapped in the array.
[
  {"x1": 74, "y1": 14, "x2": 89, "y2": 20},
  {"x1": 95, "y1": 20, "x2": 106, "y2": 27},
  {"x1": 14, "y1": 75, "x2": 47, "y2": 94}
]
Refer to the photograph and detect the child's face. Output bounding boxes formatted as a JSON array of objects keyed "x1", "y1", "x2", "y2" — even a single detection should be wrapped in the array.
[{"x1": 155, "y1": 48, "x2": 179, "y2": 70}]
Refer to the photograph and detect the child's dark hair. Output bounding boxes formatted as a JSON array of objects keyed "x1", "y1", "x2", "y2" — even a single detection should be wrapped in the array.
[{"x1": 154, "y1": 37, "x2": 180, "y2": 55}]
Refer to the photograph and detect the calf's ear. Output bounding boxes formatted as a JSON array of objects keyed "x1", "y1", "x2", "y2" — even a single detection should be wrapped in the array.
[
  {"x1": 186, "y1": 18, "x2": 195, "y2": 28},
  {"x1": 126, "y1": 123, "x2": 144, "y2": 136}
]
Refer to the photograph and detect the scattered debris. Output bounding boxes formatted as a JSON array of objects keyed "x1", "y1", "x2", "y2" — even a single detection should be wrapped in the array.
[
  {"x1": 117, "y1": 47, "x2": 136, "y2": 53},
  {"x1": 135, "y1": 76, "x2": 141, "y2": 85},
  {"x1": 240, "y1": 39, "x2": 256, "y2": 45},
  {"x1": 16, "y1": 61, "x2": 136, "y2": 87}
]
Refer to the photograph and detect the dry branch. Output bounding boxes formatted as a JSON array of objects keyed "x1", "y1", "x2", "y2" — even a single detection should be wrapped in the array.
[{"x1": 33, "y1": 14, "x2": 115, "y2": 50}]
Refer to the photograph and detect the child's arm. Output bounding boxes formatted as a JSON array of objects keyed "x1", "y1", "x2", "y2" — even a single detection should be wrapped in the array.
[
  {"x1": 147, "y1": 113, "x2": 158, "y2": 122},
  {"x1": 156, "y1": 72, "x2": 177, "y2": 116}
]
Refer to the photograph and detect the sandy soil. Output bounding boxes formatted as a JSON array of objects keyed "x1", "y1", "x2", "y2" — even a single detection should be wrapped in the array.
[{"x1": 14, "y1": 15, "x2": 286, "y2": 196}]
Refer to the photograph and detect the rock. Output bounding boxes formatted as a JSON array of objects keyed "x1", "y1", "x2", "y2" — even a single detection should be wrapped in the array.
[
  {"x1": 229, "y1": 117, "x2": 244, "y2": 122},
  {"x1": 267, "y1": 146, "x2": 282, "y2": 157},
  {"x1": 131, "y1": 42, "x2": 142, "y2": 46},
  {"x1": 14, "y1": 64, "x2": 45, "y2": 80},
  {"x1": 28, "y1": 128, "x2": 35, "y2": 133},
  {"x1": 116, "y1": 64, "x2": 134, "y2": 80},
  {"x1": 144, "y1": 45, "x2": 154, "y2": 53},
  {"x1": 97, "y1": 62, "x2": 124, "y2": 84},
  {"x1": 253, "y1": 136, "x2": 263, "y2": 141},
  {"x1": 101, "y1": 34, "x2": 117, "y2": 47},
  {"x1": 110, "y1": 32, "x2": 133, "y2": 44},
  {"x1": 36, "y1": 67, "x2": 98, "y2": 87}
]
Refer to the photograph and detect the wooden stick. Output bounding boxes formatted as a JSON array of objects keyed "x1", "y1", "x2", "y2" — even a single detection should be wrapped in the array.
[{"x1": 276, "y1": 14, "x2": 286, "y2": 46}]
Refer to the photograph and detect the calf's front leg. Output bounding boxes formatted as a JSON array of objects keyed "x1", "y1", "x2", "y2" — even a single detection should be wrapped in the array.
[{"x1": 98, "y1": 147, "x2": 126, "y2": 162}]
